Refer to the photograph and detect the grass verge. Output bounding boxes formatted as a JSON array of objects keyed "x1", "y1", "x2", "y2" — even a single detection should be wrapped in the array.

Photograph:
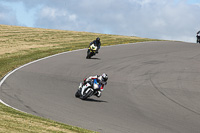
[{"x1": 0, "y1": 24, "x2": 161, "y2": 132}]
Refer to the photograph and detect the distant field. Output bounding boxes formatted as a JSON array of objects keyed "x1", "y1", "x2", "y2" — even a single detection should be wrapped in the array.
[{"x1": 0, "y1": 24, "x2": 160, "y2": 132}]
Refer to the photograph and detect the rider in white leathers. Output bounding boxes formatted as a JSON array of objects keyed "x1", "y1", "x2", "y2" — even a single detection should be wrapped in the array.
[{"x1": 79, "y1": 73, "x2": 108, "y2": 97}]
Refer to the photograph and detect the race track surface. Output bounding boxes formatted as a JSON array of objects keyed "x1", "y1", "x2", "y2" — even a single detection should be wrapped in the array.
[{"x1": 1, "y1": 41, "x2": 200, "y2": 133}]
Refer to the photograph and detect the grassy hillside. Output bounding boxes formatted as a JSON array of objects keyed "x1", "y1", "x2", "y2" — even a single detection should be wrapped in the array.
[{"x1": 0, "y1": 24, "x2": 160, "y2": 132}]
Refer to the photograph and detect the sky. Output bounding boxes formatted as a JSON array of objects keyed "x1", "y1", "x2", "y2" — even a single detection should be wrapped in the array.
[{"x1": 0, "y1": 0, "x2": 200, "y2": 43}]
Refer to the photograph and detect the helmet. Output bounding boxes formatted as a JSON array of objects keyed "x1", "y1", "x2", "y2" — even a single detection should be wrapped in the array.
[
  {"x1": 96, "y1": 37, "x2": 100, "y2": 42},
  {"x1": 101, "y1": 73, "x2": 108, "y2": 82}
]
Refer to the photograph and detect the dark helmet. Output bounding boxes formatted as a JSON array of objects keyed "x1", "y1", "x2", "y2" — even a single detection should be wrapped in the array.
[
  {"x1": 101, "y1": 73, "x2": 108, "y2": 82},
  {"x1": 96, "y1": 37, "x2": 100, "y2": 42}
]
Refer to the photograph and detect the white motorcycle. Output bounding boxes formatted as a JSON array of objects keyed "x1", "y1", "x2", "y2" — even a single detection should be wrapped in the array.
[{"x1": 75, "y1": 81, "x2": 100, "y2": 100}]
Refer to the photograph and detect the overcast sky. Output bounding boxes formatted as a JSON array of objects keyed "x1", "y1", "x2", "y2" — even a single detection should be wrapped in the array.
[{"x1": 0, "y1": 0, "x2": 200, "y2": 42}]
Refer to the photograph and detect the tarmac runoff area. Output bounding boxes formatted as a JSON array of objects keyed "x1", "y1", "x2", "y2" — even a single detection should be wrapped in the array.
[{"x1": 1, "y1": 41, "x2": 200, "y2": 133}]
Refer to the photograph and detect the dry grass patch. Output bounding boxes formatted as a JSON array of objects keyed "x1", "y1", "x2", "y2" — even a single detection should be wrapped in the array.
[{"x1": 0, "y1": 24, "x2": 156, "y2": 55}]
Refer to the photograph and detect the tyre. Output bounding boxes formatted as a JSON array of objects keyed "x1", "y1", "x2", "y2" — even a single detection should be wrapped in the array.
[
  {"x1": 197, "y1": 38, "x2": 200, "y2": 43},
  {"x1": 80, "y1": 88, "x2": 93, "y2": 100},
  {"x1": 86, "y1": 52, "x2": 91, "y2": 59},
  {"x1": 75, "y1": 90, "x2": 80, "y2": 98}
]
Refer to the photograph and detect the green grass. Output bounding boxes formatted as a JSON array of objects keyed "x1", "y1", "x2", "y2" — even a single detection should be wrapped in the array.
[
  {"x1": 0, "y1": 24, "x2": 161, "y2": 132},
  {"x1": 0, "y1": 103, "x2": 92, "y2": 133}
]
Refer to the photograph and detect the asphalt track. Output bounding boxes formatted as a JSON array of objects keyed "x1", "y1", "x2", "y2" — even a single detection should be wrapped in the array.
[{"x1": 1, "y1": 41, "x2": 200, "y2": 133}]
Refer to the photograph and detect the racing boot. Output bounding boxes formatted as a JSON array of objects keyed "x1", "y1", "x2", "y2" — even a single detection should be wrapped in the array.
[{"x1": 94, "y1": 91, "x2": 101, "y2": 98}]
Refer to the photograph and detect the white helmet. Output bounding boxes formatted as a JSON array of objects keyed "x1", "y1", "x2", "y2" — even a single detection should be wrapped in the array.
[{"x1": 101, "y1": 73, "x2": 108, "y2": 82}]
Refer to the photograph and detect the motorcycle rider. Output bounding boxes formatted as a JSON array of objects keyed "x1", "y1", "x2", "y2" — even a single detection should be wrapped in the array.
[
  {"x1": 87, "y1": 37, "x2": 101, "y2": 54},
  {"x1": 79, "y1": 73, "x2": 108, "y2": 98}
]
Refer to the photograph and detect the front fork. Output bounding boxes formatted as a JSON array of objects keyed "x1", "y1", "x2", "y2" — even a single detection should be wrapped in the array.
[
  {"x1": 79, "y1": 82, "x2": 90, "y2": 96},
  {"x1": 78, "y1": 83, "x2": 84, "y2": 95}
]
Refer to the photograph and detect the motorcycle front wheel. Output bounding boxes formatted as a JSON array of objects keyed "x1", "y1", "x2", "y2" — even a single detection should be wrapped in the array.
[
  {"x1": 86, "y1": 52, "x2": 91, "y2": 59},
  {"x1": 80, "y1": 88, "x2": 93, "y2": 100},
  {"x1": 75, "y1": 90, "x2": 80, "y2": 98}
]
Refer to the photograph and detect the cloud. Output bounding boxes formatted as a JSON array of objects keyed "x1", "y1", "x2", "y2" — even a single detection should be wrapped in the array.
[
  {"x1": 35, "y1": 6, "x2": 79, "y2": 30},
  {"x1": 1, "y1": 0, "x2": 200, "y2": 42},
  {"x1": 39, "y1": 7, "x2": 76, "y2": 21},
  {"x1": 0, "y1": 3, "x2": 18, "y2": 25}
]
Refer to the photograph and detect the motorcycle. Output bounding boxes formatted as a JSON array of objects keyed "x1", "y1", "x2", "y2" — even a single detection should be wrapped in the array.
[
  {"x1": 86, "y1": 44, "x2": 98, "y2": 59},
  {"x1": 197, "y1": 35, "x2": 200, "y2": 43},
  {"x1": 75, "y1": 80, "x2": 100, "y2": 100}
]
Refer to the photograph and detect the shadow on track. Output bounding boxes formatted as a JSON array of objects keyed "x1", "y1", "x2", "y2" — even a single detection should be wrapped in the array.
[
  {"x1": 83, "y1": 98, "x2": 107, "y2": 103},
  {"x1": 86, "y1": 57, "x2": 101, "y2": 60}
]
